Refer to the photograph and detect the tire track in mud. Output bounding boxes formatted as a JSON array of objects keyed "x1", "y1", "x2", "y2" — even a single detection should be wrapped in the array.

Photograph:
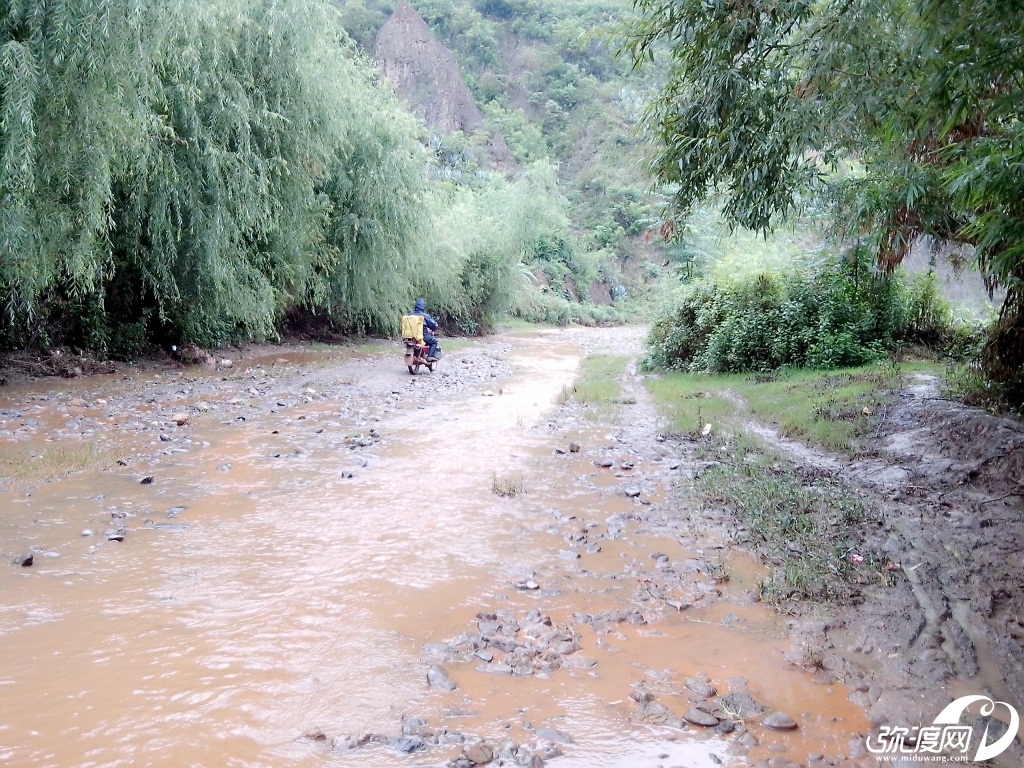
[{"x1": 713, "y1": 376, "x2": 1024, "y2": 764}]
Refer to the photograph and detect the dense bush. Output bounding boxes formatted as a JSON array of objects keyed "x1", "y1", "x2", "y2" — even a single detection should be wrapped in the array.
[{"x1": 644, "y1": 253, "x2": 952, "y2": 373}]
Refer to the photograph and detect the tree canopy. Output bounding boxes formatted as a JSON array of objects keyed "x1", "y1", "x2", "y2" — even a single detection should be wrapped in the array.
[{"x1": 620, "y1": 0, "x2": 1024, "y2": 387}]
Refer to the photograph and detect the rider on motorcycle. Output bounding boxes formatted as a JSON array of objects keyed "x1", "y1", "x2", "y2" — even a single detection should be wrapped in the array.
[{"x1": 412, "y1": 298, "x2": 440, "y2": 361}]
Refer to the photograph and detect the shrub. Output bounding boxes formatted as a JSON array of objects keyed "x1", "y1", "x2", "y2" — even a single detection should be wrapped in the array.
[{"x1": 643, "y1": 253, "x2": 945, "y2": 373}]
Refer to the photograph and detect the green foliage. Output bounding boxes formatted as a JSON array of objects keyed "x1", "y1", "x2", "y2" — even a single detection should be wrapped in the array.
[
  {"x1": 643, "y1": 252, "x2": 940, "y2": 373},
  {"x1": 340, "y1": 0, "x2": 664, "y2": 303},
  {"x1": 0, "y1": 0, "x2": 653, "y2": 353},
  {"x1": 696, "y1": 439, "x2": 876, "y2": 604},
  {"x1": 619, "y1": 0, "x2": 1024, "y2": 385},
  {"x1": 1, "y1": 0, "x2": 433, "y2": 351}
]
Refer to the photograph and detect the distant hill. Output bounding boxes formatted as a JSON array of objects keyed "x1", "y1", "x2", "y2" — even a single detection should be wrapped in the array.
[{"x1": 371, "y1": 1, "x2": 516, "y2": 169}]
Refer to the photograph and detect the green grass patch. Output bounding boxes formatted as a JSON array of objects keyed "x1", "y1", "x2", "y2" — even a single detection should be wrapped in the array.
[
  {"x1": 492, "y1": 473, "x2": 525, "y2": 497},
  {"x1": 695, "y1": 436, "x2": 888, "y2": 606},
  {"x1": 644, "y1": 372, "x2": 745, "y2": 438},
  {"x1": 0, "y1": 443, "x2": 107, "y2": 488},
  {"x1": 647, "y1": 361, "x2": 941, "y2": 454},
  {"x1": 559, "y1": 354, "x2": 629, "y2": 419}
]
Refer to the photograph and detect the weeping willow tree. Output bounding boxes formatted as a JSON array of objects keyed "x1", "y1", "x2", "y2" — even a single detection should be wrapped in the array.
[
  {"x1": 0, "y1": 0, "x2": 429, "y2": 350},
  {"x1": 1, "y1": 0, "x2": 149, "y2": 343}
]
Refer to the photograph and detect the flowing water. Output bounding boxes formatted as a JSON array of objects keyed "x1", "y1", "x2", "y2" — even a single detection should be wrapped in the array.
[{"x1": 0, "y1": 333, "x2": 869, "y2": 767}]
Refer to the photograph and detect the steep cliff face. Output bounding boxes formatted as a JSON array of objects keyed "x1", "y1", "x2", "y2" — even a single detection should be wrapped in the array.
[{"x1": 372, "y1": 1, "x2": 515, "y2": 168}]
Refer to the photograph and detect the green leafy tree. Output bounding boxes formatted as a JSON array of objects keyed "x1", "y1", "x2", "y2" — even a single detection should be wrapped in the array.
[{"x1": 620, "y1": 0, "x2": 1024, "y2": 390}]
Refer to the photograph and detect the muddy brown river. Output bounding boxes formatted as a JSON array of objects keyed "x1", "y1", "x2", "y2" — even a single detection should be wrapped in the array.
[{"x1": 1, "y1": 331, "x2": 870, "y2": 767}]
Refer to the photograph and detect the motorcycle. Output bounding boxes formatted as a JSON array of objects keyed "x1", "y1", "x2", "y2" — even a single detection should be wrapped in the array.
[{"x1": 403, "y1": 334, "x2": 441, "y2": 375}]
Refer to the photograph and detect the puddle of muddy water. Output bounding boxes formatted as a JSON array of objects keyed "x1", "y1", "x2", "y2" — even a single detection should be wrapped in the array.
[{"x1": 0, "y1": 334, "x2": 868, "y2": 767}]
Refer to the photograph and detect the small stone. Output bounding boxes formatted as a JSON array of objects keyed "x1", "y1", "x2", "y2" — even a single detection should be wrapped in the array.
[
  {"x1": 427, "y1": 664, "x2": 458, "y2": 692},
  {"x1": 402, "y1": 718, "x2": 433, "y2": 737},
  {"x1": 463, "y1": 741, "x2": 495, "y2": 764},
  {"x1": 159, "y1": 433, "x2": 172, "y2": 442},
  {"x1": 740, "y1": 733, "x2": 759, "y2": 748},
  {"x1": 387, "y1": 736, "x2": 424, "y2": 753},
  {"x1": 14, "y1": 552, "x2": 33, "y2": 567},
  {"x1": 558, "y1": 550, "x2": 580, "y2": 560},
  {"x1": 597, "y1": 459, "x2": 613, "y2": 468},
  {"x1": 173, "y1": 414, "x2": 188, "y2": 426},
  {"x1": 684, "y1": 708, "x2": 720, "y2": 727},
  {"x1": 568, "y1": 442, "x2": 581, "y2": 453},
  {"x1": 140, "y1": 476, "x2": 154, "y2": 485},
  {"x1": 535, "y1": 728, "x2": 573, "y2": 744},
  {"x1": 562, "y1": 655, "x2": 597, "y2": 669},
  {"x1": 82, "y1": 529, "x2": 94, "y2": 537},
  {"x1": 701, "y1": 423, "x2": 713, "y2": 436},
  {"x1": 474, "y1": 650, "x2": 494, "y2": 662},
  {"x1": 624, "y1": 486, "x2": 641, "y2": 498},
  {"x1": 685, "y1": 677, "x2": 717, "y2": 698},
  {"x1": 476, "y1": 663, "x2": 513, "y2": 675},
  {"x1": 763, "y1": 711, "x2": 799, "y2": 730}
]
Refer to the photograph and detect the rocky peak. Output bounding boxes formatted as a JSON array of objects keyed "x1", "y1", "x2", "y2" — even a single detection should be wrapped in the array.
[{"x1": 372, "y1": 1, "x2": 516, "y2": 170}]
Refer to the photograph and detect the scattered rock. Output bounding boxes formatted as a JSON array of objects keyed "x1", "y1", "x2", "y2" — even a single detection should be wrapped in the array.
[
  {"x1": 568, "y1": 442, "x2": 581, "y2": 453},
  {"x1": 476, "y1": 663, "x2": 513, "y2": 675},
  {"x1": 685, "y1": 676, "x2": 717, "y2": 698},
  {"x1": 684, "y1": 708, "x2": 720, "y2": 727},
  {"x1": 82, "y1": 529, "x2": 94, "y2": 537},
  {"x1": 403, "y1": 718, "x2": 433, "y2": 737},
  {"x1": 763, "y1": 711, "x2": 799, "y2": 730},
  {"x1": 427, "y1": 664, "x2": 458, "y2": 692},
  {"x1": 173, "y1": 414, "x2": 188, "y2": 426},
  {"x1": 387, "y1": 736, "x2": 424, "y2": 753},
  {"x1": 562, "y1": 655, "x2": 597, "y2": 669},
  {"x1": 463, "y1": 741, "x2": 495, "y2": 764},
  {"x1": 13, "y1": 552, "x2": 33, "y2": 567},
  {"x1": 140, "y1": 476, "x2": 154, "y2": 485},
  {"x1": 623, "y1": 485, "x2": 642, "y2": 498},
  {"x1": 535, "y1": 728, "x2": 573, "y2": 744},
  {"x1": 718, "y1": 689, "x2": 769, "y2": 719}
]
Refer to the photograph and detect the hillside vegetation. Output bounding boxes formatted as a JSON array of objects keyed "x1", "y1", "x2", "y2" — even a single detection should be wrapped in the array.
[{"x1": 0, "y1": 0, "x2": 654, "y2": 357}]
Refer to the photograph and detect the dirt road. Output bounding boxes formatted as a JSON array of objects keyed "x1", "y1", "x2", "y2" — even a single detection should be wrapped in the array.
[{"x1": 0, "y1": 327, "x2": 1019, "y2": 767}]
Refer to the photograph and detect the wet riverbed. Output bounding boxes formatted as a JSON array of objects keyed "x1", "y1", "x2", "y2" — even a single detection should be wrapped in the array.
[{"x1": 0, "y1": 331, "x2": 869, "y2": 767}]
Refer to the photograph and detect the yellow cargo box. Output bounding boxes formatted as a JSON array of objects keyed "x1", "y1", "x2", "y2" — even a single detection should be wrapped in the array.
[{"x1": 401, "y1": 314, "x2": 424, "y2": 342}]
